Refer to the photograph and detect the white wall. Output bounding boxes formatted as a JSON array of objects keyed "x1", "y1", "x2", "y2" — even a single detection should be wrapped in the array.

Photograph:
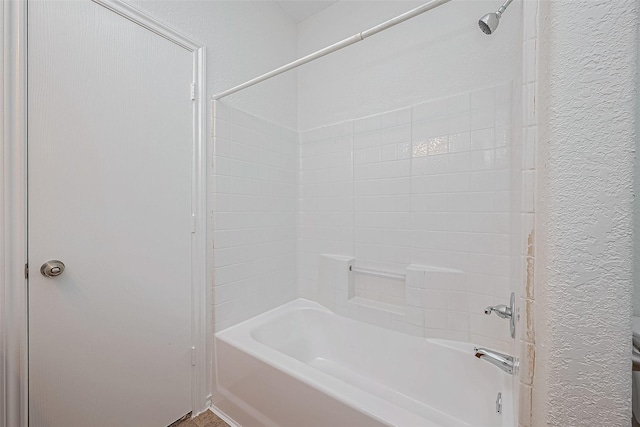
[
  {"x1": 534, "y1": 1, "x2": 638, "y2": 426},
  {"x1": 297, "y1": 0, "x2": 522, "y2": 131},
  {"x1": 129, "y1": 0, "x2": 299, "y2": 129}
]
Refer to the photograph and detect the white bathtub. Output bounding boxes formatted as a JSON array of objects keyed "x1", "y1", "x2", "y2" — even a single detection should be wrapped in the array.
[{"x1": 214, "y1": 299, "x2": 514, "y2": 427}]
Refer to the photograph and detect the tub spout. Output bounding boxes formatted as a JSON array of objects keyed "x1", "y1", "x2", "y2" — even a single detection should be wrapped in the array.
[{"x1": 474, "y1": 347, "x2": 516, "y2": 375}]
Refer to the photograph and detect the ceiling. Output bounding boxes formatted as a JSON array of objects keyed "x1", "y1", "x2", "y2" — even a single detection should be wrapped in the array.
[{"x1": 274, "y1": 1, "x2": 338, "y2": 24}]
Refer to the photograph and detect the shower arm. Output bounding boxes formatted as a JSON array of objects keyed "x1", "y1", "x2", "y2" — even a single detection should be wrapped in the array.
[
  {"x1": 496, "y1": 0, "x2": 514, "y2": 17},
  {"x1": 212, "y1": 0, "x2": 453, "y2": 101}
]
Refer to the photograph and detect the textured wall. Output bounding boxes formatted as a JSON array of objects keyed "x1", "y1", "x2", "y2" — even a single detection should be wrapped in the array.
[
  {"x1": 633, "y1": 13, "x2": 640, "y2": 316},
  {"x1": 635, "y1": 10, "x2": 640, "y2": 317},
  {"x1": 534, "y1": 1, "x2": 638, "y2": 425}
]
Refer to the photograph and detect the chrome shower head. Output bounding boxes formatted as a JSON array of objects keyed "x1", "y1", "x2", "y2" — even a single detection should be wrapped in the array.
[
  {"x1": 479, "y1": 0, "x2": 514, "y2": 35},
  {"x1": 478, "y1": 12, "x2": 500, "y2": 35}
]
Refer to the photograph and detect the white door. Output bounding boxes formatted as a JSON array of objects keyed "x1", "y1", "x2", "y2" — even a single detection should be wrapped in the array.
[{"x1": 28, "y1": 1, "x2": 195, "y2": 426}]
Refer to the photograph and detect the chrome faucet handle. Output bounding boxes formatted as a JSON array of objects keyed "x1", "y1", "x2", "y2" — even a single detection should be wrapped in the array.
[
  {"x1": 484, "y1": 305, "x2": 512, "y2": 319},
  {"x1": 483, "y1": 292, "x2": 516, "y2": 339}
]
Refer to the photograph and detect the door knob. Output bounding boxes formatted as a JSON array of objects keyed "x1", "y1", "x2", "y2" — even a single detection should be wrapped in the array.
[{"x1": 40, "y1": 260, "x2": 65, "y2": 277}]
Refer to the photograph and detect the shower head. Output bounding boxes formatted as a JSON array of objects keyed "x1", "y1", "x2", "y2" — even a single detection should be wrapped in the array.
[
  {"x1": 478, "y1": 12, "x2": 500, "y2": 35},
  {"x1": 479, "y1": 0, "x2": 514, "y2": 35}
]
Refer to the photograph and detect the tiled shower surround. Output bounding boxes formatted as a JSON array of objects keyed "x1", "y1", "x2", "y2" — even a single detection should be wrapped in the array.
[
  {"x1": 299, "y1": 83, "x2": 514, "y2": 351},
  {"x1": 213, "y1": 83, "x2": 515, "y2": 350},
  {"x1": 212, "y1": 102, "x2": 297, "y2": 332}
]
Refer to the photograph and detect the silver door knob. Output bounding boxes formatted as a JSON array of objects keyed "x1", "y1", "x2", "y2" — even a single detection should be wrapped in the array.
[{"x1": 40, "y1": 260, "x2": 65, "y2": 277}]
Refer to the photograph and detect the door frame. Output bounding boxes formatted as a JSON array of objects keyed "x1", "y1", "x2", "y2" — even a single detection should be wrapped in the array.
[
  {"x1": 1, "y1": 2, "x2": 209, "y2": 426},
  {"x1": 1, "y1": 1, "x2": 28, "y2": 426}
]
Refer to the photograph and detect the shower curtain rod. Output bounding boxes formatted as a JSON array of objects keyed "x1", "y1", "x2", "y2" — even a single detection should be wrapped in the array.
[{"x1": 212, "y1": 0, "x2": 452, "y2": 100}]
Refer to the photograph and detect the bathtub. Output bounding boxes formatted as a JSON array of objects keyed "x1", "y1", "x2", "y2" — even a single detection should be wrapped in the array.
[{"x1": 214, "y1": 299, "x2": 514, "y2": 427}]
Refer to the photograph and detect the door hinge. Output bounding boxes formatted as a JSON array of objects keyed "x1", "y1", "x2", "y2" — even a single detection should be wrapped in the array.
[
  {"x1": 24, "y1": 263, "x2": 29, "y2": 279},
  {"x1": 191, "y1": 214, "x2": 196, "y2": 233},
  {"x1": 190, "y1": 82, "x2": 196, "y2": 100},
  {"x1": 191, "y1": 346, "x2": 196, "y2": 366}
]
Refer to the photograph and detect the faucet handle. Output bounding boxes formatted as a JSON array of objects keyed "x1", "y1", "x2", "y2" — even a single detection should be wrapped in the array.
[
  {"x1": 484, "y1": 305, "x2": 512, "y2": 318},
  {"x1": 483, "y1": 292, "x2": 516, "y2": 339}
]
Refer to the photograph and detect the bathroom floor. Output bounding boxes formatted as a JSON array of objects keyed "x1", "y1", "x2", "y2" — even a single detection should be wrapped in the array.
[{"x1": 177, "y1": 410, "x2": 230, "y2": 427}]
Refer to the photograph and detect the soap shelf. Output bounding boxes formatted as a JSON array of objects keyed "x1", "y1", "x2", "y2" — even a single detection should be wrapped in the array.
[{"x1": 349, "y1": 265, "x2": 406, "y2": 280}]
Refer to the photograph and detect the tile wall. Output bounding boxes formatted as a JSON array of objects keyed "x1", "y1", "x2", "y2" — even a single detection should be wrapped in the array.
[
  {"x1": 212, "y1": 101, "x2": 298, "y2": 332},
  {"x1": 299, "y1": 83, "x2": 515, "y2": 350},
  {"x1": 515, "y1": 1, "x2": 539, "y2": 426},
  {"x1": 297, "y1": 121, "x2": 354, "y2": 300},
  {"x1": 211, "y1": 77, "x2": 532, "y2": 372}
]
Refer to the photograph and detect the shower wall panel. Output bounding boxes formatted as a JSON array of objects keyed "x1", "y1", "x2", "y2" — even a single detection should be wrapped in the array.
[
  {"x1": 212, "y1": 101, "x2": 298, "y2": 331},
  {"x1": 299, "y1": 84, "x2": 514, "y2": 351}
]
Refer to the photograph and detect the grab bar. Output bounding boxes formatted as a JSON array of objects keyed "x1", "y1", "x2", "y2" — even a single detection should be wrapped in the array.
[{"x1": 349, "y1": 265, "x2": 406, "y2": 280}]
